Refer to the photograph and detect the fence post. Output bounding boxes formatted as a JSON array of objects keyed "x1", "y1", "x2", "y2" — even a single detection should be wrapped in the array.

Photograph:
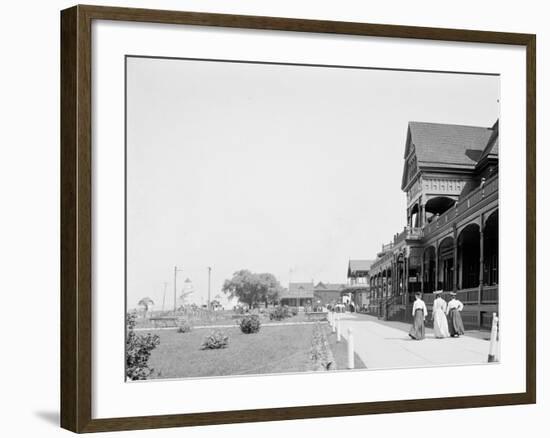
[
  {"x1": 488, "y1": 312, "x2": 499, "y2": 362},
  {"x1": 336, "y1": 315, "x2": 341, "y2": 342},
  {"x1": 331, "y1": 312, "x2": 336, "y2": 333},
  {"x1": 347, "y1": 328, "x2": 354, "y2": 369}
]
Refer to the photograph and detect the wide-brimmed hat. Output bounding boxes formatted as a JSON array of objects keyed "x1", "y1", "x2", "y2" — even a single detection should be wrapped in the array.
[{"x1": 434, "y1": 290, "x2": 443, "y2": 295}]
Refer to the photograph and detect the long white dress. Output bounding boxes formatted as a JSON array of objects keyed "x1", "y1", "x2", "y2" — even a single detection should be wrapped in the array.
[{"x1": 432, "y1": 297, "x2": 450, "y2": 338}]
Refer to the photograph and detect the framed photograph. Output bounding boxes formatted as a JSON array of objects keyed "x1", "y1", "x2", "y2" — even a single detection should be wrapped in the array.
[{"x1": 60, "y1": 5, "x2": 536, "y2": 433}]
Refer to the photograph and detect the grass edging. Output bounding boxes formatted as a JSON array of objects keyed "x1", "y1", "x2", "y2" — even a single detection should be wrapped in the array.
[{"x1": 324, "y1": 324, "x2": 367, "y2": 370}]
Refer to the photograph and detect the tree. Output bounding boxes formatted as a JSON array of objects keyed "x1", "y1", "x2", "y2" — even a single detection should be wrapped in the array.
[
  {"x1": 222, "y1": 270, "x2": 283, "y2": 308},
  {"x1": 257, "y1": 272, "x2": 284, "y2": 307},
  {"x1": 138, "y1": 297, "x2": 154, "y2": 318}
]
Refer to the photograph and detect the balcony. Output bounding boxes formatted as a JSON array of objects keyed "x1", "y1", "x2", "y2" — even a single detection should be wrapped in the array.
[
  {"x1": 381, "y1": 242, "x2": 393, "y2": 252},
  {"x1": 393, "y1": 226, "x2": 423, "y2": 245},
  {"x1": 345, "y1": 278, "x2": 370, "y2": 292},
  {"x1": 422, "y1": 174, "x2": 498, "y2": 238}
]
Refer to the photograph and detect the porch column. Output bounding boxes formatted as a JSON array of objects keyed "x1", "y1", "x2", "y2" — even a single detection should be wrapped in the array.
[
  {"x1": 394, "y1": 261, "x2": 398, "y2": 297},
  {"x1": 385, "y1": 269, "x2": 389, "y2": 298},
  {"x1": 435, "y1": 243, "x2": 439, "y2": 291},
  {"x1": 404, "y1": 256, "x2": 409, "y2": 296},
  {"x1": 404, "y1": 256, "x2": 409, "y2": 305},
  {"x1": 420, "y1": 251, "x2": 425, "y2": 293},
  {"x1": 422, "y1": 204, "x2": 427, "y2": 227},
  {"x1": 388, "y1": 268, "x2": 392, "y2": 298},
  {"x1": 479, "y1": 214, "x2": 485, "y2": 306},
  {"x1": 453, "y1": 225, "x2": 458, "y2": 293},
  {"x1": 389, "y1": 261, "x2": 393, "y2": 298},
  {"x1": 394, "y1": 257, "x2": 401, "y2": 295}
]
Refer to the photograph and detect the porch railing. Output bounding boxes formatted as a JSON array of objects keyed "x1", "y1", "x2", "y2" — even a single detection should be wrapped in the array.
[
  {"x1": 420, "y1": 286, "x2": 498, "y2": 305},
  {"x1": 394, "y1": 226, "x2": 423, "y2": 245},
  {"x1": 422, "y1": 173, "x2": 498, "y2": 238}
]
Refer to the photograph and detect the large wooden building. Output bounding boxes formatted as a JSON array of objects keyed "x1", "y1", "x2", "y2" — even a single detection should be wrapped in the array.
[
  {"x1": 280, "y1": 282, "x2": 315, "y2": 307},
  {"x1": 313, "y1": 282, "x2": 345, "y2": 307},
  {"x1": 280, "y1": 281, "x2": 347, "y2": 308},
  {"x1": 367, "y1": 120, "x2": 499, "y2": 330},
  {"x1": 342, "y1": 260, "x2": 373, "y2": 309}
]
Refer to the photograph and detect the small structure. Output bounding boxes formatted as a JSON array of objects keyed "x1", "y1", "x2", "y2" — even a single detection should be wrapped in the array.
[
  {"x1": 280, "y1": 282, "x2": 314, "y2": 307},
  {"x1": 313, "y1": 282, "x2": 345, "y2": 308},
  {"x1": 342, "y1": 260, "x2": 373, "y2": 310}
]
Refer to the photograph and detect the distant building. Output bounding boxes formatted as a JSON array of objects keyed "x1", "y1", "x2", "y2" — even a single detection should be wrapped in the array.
[
  {"x1": 280, "y1": 282, "x2": 314, "y2": 307},
  {"x1": 313, "y1": 282, "x2": 345, "y2": 307},
  {"x1": 342, "y1": 260, "x2": 374, "y2": 309},
  {"x1": 367, "y1": 120, "x2": 499, "y2": 329},
  {"x1": 280, "y1": 281, "x2": 348, "y2": 308}
]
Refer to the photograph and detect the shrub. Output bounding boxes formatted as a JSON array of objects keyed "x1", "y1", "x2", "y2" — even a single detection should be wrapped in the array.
[
  {"x1": 290, "y1": 307, "x2": 299, "y2": 316},
  {"x1": 126, "y1": 312, "x2": 160, "y2": 380},
  {"x1": 201, "y1": 330, "x2": 229, "y2": 349},
  {"x1": 269, "y1": 306, "x2": 290, "y2": 321},
  {"x1": 239, "y1": 315, "x2": 261, "y2": 334},
  {"x1": 176, "y1": 320, "x2": 192, "y2": 333}
]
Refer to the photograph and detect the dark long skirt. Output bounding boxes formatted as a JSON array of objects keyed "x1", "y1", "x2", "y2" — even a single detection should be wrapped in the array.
[
  {"x1": 409, "y1": 309, "x2": 425, "y2": 340},
  {"x1": 448, "y1": 309, "x2": 465, "y2": 337}
]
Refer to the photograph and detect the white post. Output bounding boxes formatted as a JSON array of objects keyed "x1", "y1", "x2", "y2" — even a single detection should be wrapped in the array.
[
  {"x1": 347, "y1": 328, "x2": 354, "y2": 369},
  {"x1": 331, "y1": 312, "x2": 336, "y2": 333},
  {"x1": 488, "y1": 312, "x2": 499, "y2": 363},
  {"x1": 336, "y1": 316, "x2": 341, "y2": 342}
]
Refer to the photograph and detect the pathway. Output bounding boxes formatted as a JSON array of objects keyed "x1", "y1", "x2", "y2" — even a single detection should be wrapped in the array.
[{"x1": 335, "y1": 312, "x2": 494, "y2": 369}]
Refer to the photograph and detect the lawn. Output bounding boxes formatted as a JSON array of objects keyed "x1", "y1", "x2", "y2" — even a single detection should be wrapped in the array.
[
  {"x1": 135, "y1": 309, "x2": 317, "y2": 329},
  {"x1": 148, "y1": 324, "x2": 317, "y2": 379}
]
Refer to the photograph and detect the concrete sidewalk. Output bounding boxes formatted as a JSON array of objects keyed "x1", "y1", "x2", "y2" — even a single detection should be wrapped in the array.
[{"x1": 336, "y1": 313, "x2": 494, "y2": 369}]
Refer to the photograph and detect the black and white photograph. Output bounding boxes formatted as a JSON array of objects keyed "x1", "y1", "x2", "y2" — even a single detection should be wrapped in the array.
[
  {"x1": 1, "y1": 0, "x2": 544, "y2": 436},
  {"x1": 125, "y1": 56, "x2": 500, "y2": 381}
]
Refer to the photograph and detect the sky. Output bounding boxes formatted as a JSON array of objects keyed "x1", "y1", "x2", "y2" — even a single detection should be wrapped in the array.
[{"x1": 126, "y1": 56, "x2": 499, "y2": 310}]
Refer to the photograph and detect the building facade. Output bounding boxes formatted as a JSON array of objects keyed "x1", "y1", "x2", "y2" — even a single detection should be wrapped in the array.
[
  {"x1": 280, "y1": 282, "x2": 314, "y2": 307},
  {"x1": 280, "y1": 281, "x2": 347, "y2": 309},
  {"x1": 313, "y1": 282, "x2": 345, "y2": 307},
  {"x1": 342, "y1": 260, "x2": 373, "y2": 309},
  {"x1": 367, "y1": 120, "x2": 499, "y2": 330}
]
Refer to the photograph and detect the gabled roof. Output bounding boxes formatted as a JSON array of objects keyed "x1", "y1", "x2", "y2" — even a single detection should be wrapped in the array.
[
  {"x1": 477, "y1": 120, "x2": 499, "y2": 164},
  {"x1": 348, "y1": 260, "x2": 373, "y2": 275},
  {"x1": 282, "y1": 282, "x2": 314, "y2": 298},
  {"x1": 314, "y1": 282, "x2": 345, "y2": 291},
  {"x1": 401, "y1": 121, "x2": 497, "y2": 189}
]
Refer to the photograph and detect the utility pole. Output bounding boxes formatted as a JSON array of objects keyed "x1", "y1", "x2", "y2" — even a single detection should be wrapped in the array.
[
  {"x1": 161, "y1": 282, "x2": 168, "y2": 312},
  {"x1": 207, "y1": 266, "x2": 212, "y2": 310},
  {"x1": 173, "y1": 266, "x2": 184, "y2": 313}
]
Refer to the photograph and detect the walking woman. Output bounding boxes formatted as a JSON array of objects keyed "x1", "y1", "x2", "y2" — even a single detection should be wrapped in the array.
[
  {"x1": 409, "y1": 292, "x2": 427, "y2": 340},
  {"x1": 432, "y1": 290, "x2": 450, "y2": 338},
  {"x1": 447, "y1": 292, "x2": 465, "y2": 337}
]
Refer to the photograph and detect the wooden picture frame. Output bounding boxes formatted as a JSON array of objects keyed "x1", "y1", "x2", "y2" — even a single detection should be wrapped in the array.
[{"x1": 61, "y1": 4, "x2": 536, "y2": 433}]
